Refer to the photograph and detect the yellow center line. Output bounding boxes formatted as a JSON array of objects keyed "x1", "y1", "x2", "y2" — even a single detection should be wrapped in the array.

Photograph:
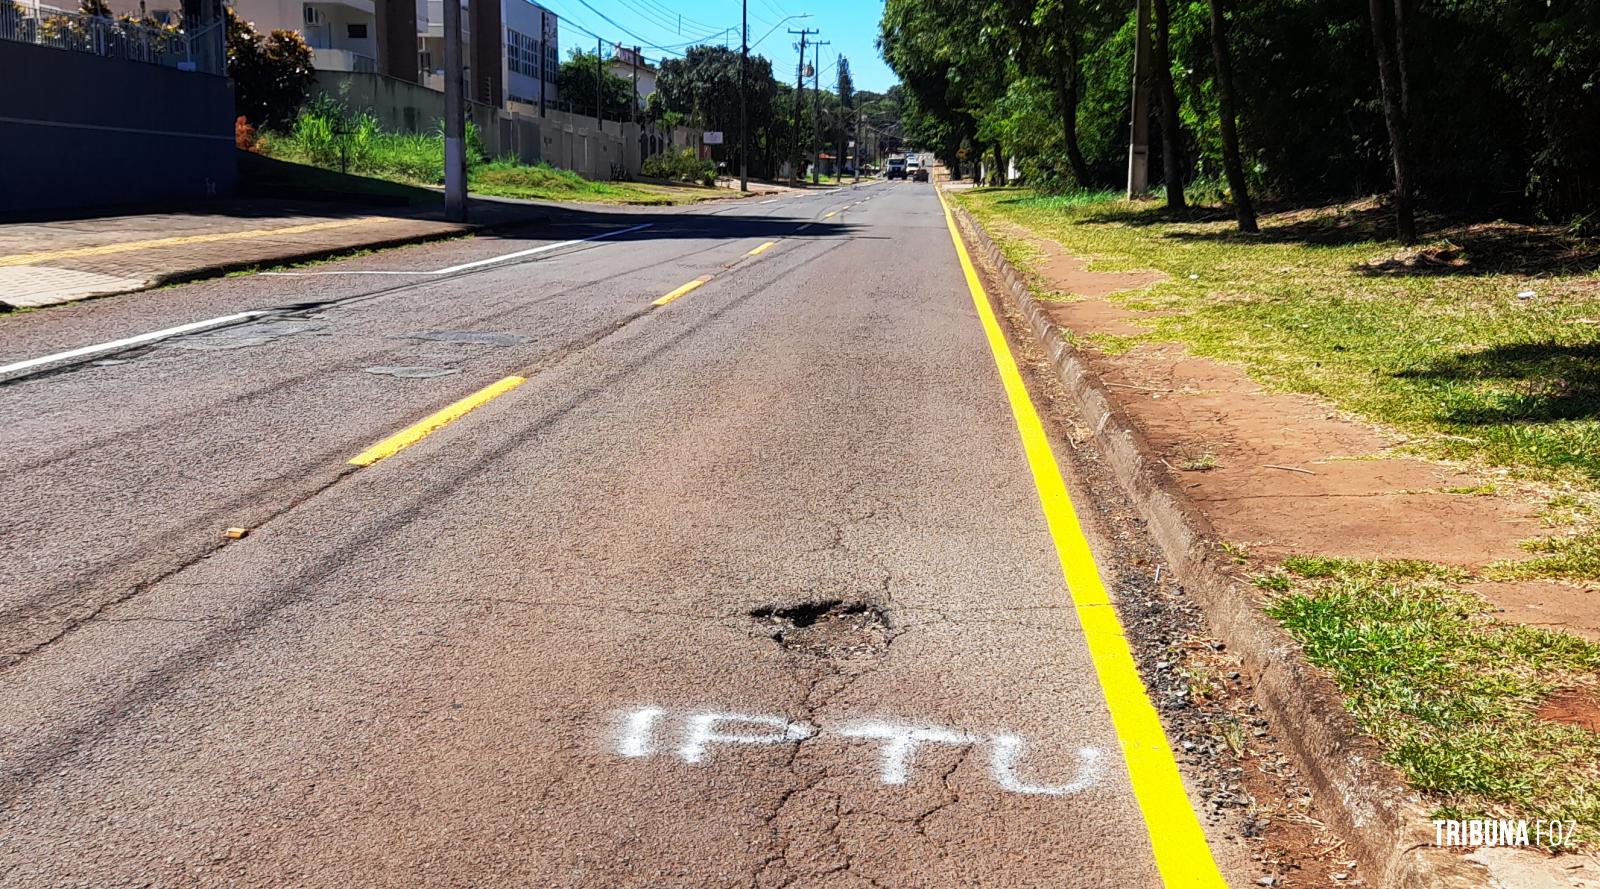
[
  {"x1": 652, "y1": 275, "x2": 712, "y2": 307},
  {"x1": 822, "y1": 211, "x2": 838, "y2": 219},
  {"x1": 0, "y1": 217, "x2": 389, "y2": 267},
  {"x1": 934, "y1": 187, "x2": 1227, "y2": 888},
  {"x1": 348, "y1": 375, "x2": 526, "y2": 467},
  {"x1": 746, "y1": 241, "x2": 778, "y2": 256}
]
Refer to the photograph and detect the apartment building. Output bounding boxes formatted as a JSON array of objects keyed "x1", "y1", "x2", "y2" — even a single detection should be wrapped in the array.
[{"x1": 228, "y1": 0, "x2": 556, "y2": 108}]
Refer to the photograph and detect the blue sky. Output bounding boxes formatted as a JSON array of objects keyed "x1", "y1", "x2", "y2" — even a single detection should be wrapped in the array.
[{"x1": 538, "y1": 0, "x2": 899, "y2": 93}]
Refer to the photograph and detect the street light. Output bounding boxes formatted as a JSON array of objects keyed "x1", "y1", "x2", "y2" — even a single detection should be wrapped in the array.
[{"x1": 750, "y1": 13, "x2": 810, "y2": 50}]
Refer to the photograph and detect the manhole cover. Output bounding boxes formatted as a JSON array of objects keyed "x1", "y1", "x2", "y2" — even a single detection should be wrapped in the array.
[
  {"x1": 402, "y1": 330, "x2": 529, "y2": 347},
  {"x1": 750, "y1": 600, "x2": 892, "y2": 659}
]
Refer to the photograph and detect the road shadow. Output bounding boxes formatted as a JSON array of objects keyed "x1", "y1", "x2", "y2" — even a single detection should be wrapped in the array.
[{"x1": 1396, "y1": 342, "x2": 1600, "y2": 424}]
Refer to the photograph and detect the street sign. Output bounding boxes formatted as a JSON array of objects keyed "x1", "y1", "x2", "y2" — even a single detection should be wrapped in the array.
[{"x1": 704, "y1": 131, "x2": 724, "y2": 144}]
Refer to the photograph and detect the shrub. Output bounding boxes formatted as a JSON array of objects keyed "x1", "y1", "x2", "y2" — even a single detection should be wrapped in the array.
[
  {"x1": 642, "y1": 148, "x2": 715, "y2": 186},
  {"x1": 227, "y1": 7, "x2": 315, "y2": 131},
  {"x1": 235, "y1": 115, "x2": 257, "y2": 151}
]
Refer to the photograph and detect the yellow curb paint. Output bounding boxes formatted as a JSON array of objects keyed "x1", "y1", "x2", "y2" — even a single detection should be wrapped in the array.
[
  {"x1": 746, "y1": 241, "x2": 778, "y2": 256},
  {"x1": 348, "y1": 375, "x2": 526, "y2": 467},
  {"x1": 652, "y1": 275, "x2": 711, "y2": 307},
  {"x1": 934, "y1": 187, "x2": 1227, "y2": 889},
  {"x1": 0, "y1": 217, "x2": 389, "y2": 267}
]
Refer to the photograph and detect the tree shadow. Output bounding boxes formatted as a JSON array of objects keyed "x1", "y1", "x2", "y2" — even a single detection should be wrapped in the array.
[
  {"x1": 1396, "y1": 342, "x2": 1600, "y2": 424},
  {"x1": 1028, "y1": 195, "x2": 1600, "y2": 278}
]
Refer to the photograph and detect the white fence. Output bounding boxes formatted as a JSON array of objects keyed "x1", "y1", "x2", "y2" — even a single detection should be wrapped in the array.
[{"x1": 0, "y1": 0, "x2": 224, "y2": 75}]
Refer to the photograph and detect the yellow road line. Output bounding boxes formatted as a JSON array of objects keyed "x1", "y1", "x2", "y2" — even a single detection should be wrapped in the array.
[
  {"x1": 348, "y1": 375, "x2": 526, "y2": 467},
  {"x1": 652, "y1": 275, "x2": 711, "y2": 307},
  {"x1": 746, "y1": 241, "x2": 778, "y2": 256},
  {"x1": 822, "y1": 211, "x2": 838, "y2": 219},
  {"x1": 0, "y1": 217, "x2": 388, "y2": 267},
  {"x1": 934, "y1": 187, "x2": 1227, "y2": 889}
]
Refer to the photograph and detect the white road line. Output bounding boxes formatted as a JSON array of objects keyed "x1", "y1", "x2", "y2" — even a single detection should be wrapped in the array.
[
  {"x1": 759, "y1": 199, "x2": 779, "y2": 204},
  {"x1": 0, "y1": 310, "x2": 270, "y2": 377},
  {"x1": 259, "y1": 271, "x2": 427, "y2": 277},
  {"x1": 430, "y1": 223, "x2": 653, "y2": 274}
]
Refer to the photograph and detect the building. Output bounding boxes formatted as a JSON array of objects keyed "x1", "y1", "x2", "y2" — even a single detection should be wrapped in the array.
[
  {"x1": 225, "y1": 0, "x2": 556, "y2": 108},
  {"x1": 607, "y1": 43, "x2": 655, "y2": 113}
]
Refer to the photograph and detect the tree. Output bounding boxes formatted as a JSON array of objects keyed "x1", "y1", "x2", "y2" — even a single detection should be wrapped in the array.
[
  {"x1": 1204, "y1": 0, "x2": 1257, "y2": 232},
  {"x1": 1151, "y1": 0, "x2": 1186, "y2": 208},
  {"x1": 655, "y1": 45, "x2": 779, "y2": 173},
  {"x1": 226, "y1": 7, "x2": 315, "y2": 131},
  {"x1": 557, "y1": 50, "x2": 634, "y2": 121},
  {"x1": 1368, "y1": 0, "x2": 1416, "y2": 242}
]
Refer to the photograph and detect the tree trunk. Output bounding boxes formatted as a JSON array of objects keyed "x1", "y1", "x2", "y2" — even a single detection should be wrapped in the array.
[
  {"x1": 1368, "y1": 0, "x2": 1417, "y2": 242},
  {"x1": 1205, "y1": 0, "x2": 1257, "y2": 232},
  {"x1": 991, "y1": 143, "x2": 1005, "y2": 186},
  {"x1": 1152, "y1": 0, "x2": 1187, "y2": 209},
  {"x1": 1055, "y1": 31, "x2": 1091, "y2": 187}
]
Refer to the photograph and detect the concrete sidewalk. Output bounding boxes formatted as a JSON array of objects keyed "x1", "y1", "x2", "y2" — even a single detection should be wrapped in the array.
[{"x1": 0, "y1": 198, "x2": 549, "y2": 310}]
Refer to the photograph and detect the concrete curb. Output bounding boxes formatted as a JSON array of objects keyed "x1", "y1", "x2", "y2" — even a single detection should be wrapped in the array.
[
  {"x1": 0, "y1": 210, "x2": 551, "y2": 312},
  {"x1": 948, "y1": 203, "x2": 1492, "y2": 888}
]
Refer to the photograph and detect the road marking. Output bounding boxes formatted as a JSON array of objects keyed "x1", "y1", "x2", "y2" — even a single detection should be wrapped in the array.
[
  {"x1": 759, "y1": 199, "x2": 779, "y2": 204},
  {"x1": 615, "y1": 707, "x2": 1105, "y2": 796},
  {"x1": 0, "y1": 219, "x2": 387, "y2": 268},
  {"x1": 822, "y1": 211, "x2": 839, "y2": 219},
  {"x1": 347, "y1": 375, "x2": 526, "y2": 467},
  {"x1": 0, "y1": 310, "x2": 271, "y2": 377},
  {"x1": 746, "y1": 241, "x2": 778, "y2": 256},
  {"x1": 934, "y1": 187, "x2": 1227, "y2": 888},
  {"x1": 652, "y1": 275, "x2": 711, "y2": 307},
  {"x1": 430, "y1": 223, "x2": 653, "y2": 274}
]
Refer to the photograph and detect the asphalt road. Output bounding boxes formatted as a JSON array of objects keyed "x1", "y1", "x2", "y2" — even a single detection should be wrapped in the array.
[{"x1": 0, "y1": 182, "x2": 1233, "y2": 887}]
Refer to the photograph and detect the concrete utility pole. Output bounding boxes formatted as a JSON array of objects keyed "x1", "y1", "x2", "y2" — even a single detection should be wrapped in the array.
[
  {"x1": 442, "y1": 0, "x2": 465, "y2": 221},
  {"x1": 1126, "y1": 0, "x2": 1152, "y2": 197},
  {"x1": 853, "y1": 110, "x2": 861, "y2": 183},
  {"x1": 631, "y1": 45, "x2": 640, "y2": 125},
  {"x1": 738, "y1": 0, "x2": 748, "y2": 192},
  {"x1": 810, "y1": 39, "x2": 828, "y2": 184},
  {"x1": 596, "y1": 37, "x2": 604, "y2": 131},
  {"x1": 538, "y1": 11, "x2": 547, "y2": 117},
  {"x1": 788, "y1": 28, "x2": 817, "y2": 187}
]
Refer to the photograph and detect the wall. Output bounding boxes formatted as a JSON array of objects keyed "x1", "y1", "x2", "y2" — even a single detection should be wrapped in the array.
[
  {"x1": 314, "y1": 70, "x2": 698, "y2": 181},
  {"x1": 0, "y1": 40, "x2": 236, "y2": 215}
]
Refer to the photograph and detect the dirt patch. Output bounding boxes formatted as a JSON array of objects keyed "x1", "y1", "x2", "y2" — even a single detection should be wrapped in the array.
[
  {"x1": 1538, "y1": 688, "x2": 1600, "y2": 732},
  {"x1": 749, "y1": 600, "x2": 891, "y2": 659},
  {"x1": 1037, "y1": 247, "x2": 1167, "y2": 298},
  {"x1": 1468, "y1": 580, "x2": 1600, "y2": 641}
]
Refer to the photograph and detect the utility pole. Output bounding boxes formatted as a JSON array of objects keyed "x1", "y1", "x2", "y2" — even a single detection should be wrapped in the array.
[
  {"x1": 442, "y1": 0, "x2": 465, "y2": 221},
  {"x1": 788, "y1": 27, "x2": 817, "y2": 187},
  {"x1": 738, "y1": 0, "x2": 747, "y2": 191},
  {"x1": 853, "y1": 111, "x2": 861, "y2": 183},
  {"x1": 1126, "y1": 0, "x2": 1152, "y2": 197},
  {"x1": 538, "y1": 10, "x2": 546, "y2": 117},
  {"x1": 810, "y1": 39, "x2": 827, "y2": 184},
  {"x1": 596, "y1": 37, "x2": 604, "y2": 131},
  {"x1": 630, "y1": 45, "x2": 639, "y2": 125}
]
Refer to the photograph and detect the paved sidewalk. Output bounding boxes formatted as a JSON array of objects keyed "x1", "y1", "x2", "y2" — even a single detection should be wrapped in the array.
[{"x1": 0, "y1": 198, "x2": 549, "y2": 310}]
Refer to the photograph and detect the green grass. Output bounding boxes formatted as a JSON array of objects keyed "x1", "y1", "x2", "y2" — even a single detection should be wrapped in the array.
[
  {"x1": 256, "y1": 129, "x2": 736, "y2": 206},
  {"x1": 1268, "y1": 558, "x2": 1600, "y2": 846},
  {"x1": 955, "y1": 187, "x2": 1600, "y2": 488}
]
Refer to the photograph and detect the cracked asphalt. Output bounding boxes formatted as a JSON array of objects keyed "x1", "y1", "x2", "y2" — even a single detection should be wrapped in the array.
[{"x1": 0, "y1": 182, "x2": 1235, "y2": 887}]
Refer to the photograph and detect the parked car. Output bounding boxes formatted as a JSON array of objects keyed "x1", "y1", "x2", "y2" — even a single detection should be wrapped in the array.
[{"x1": 912, "y1": 166, "x2": 930, "y2": 182}]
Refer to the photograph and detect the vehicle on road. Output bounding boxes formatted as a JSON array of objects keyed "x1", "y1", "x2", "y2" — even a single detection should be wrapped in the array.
[
  {"x1": 912, "y1": 166, "x2": 930, "y2": 182},
  {"x1": 885, "y1": 155, "x2": 907, "y2": 179}
]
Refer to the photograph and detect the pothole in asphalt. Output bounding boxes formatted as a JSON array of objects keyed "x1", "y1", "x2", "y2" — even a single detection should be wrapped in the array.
[{"x1": 749, "y1": 599, "x2": 892, "y2": 659}]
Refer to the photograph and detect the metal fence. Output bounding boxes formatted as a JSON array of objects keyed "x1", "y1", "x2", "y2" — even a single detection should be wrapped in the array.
[{"x1": 0, "y1": 1, "x2": 225, "y2": 75}]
